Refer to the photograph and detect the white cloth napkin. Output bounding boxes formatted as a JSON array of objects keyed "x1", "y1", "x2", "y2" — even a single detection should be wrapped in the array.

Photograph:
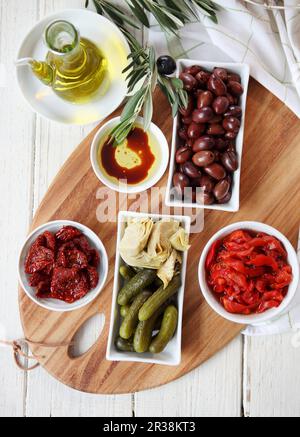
[{"x1": 148, "y1": 0, "x2": 300, "y2": 118}]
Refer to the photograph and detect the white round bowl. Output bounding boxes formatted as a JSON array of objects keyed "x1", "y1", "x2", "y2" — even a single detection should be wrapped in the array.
[
  {"x1": 16, "y1": 9, "x2": 130, "y2": 125},
  {"x1": 18, "y1": 220, "x2": 108, "y2": 312},
  {"x1": 90, "y1": 116, "x2": 170, "y2": 194},
  {"x1": 199, "y1": 221, "x2": 299, "y2": 325}
]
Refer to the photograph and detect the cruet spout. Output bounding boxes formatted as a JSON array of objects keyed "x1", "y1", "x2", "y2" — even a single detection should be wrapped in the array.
[{"x1": 15, "y1": 58, "x2": 54, "y2": 87}]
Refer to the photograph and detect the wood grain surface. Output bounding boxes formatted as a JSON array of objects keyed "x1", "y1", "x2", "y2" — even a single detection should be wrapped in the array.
[{"x1": 18, "y1": 80, "x2": 300, "y2": 395}]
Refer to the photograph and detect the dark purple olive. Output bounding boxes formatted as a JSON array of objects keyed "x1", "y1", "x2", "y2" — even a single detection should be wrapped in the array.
[
  {"x1": 208, "y1": 75, "x2": 227, "y2": 96},
  {"x1": 202, "y1": 192, "x2": 215, "y2": 205},
  {"x1": 204, "y1": 163, "x2": 227, "y2": 181},
  {"x1": 224, "y1": 105, "x2": 242, "y2": 118},
  {"x1": 157, "y1": 56, "x2": 176, "y2": 76},
  {"x1": 193, "y1": 151, "x2": 215, "y2": 167},
  {"x1": 213, "y1": 68, "x2": 228, "y2": 82},
  {"x1": 192, "y1": 107, "x2": 214, "y2": 124},
  {"x1": 225, "y1": 131, "x2": 238, "y2": 140},
  {"x1": 173, "y1": 172, "x2": 190, "y2": 193},
  {"x1": 212, "y1": 96, "x2": 230, "y2": 115},
  {"x1": 228, "y1": 73, "x2": 241, "y2": 83},
  {"x1": 176, "y1": 146, "x2": 193, "y2": 164},
  {"x1": 228, "y1": 80, "x2": 244, "y2": 97},
  {"x1": 199, "y1": 175, "x2": 215, "y2": 193},
  {"x1": 187, "y1": 122, "x2": 205, "y2": 139},
  {"x1": 218, "y1": 191, "x2": 232, "y2": 204},
  {"x1": 197, "y1": 91, "x2": 214, "y2": 109},
  {"x1": 208, "y1": 115, "x2": 223, "y2": 124},
  {"x1": 182, "y1": 161, "x2": 202, "y2": 179},
  {"x1": 221, "y1": 151, "x2": 238, "y2": 172},
  {"x1": 178, "y1": 126, "x2": 188, "y2": 141},
  {"x1": 184, "y1": 65, "x2": 202, "y2": 76},
  {"x1": 225, "y1": 92, "x2": 236, "y2": 106},
  {"x1": 213, "y1": 179, "x2": 230, "y2": 201},
  {"x1": 180, "y1": 72, "x2": 197, "y2": 91},
  {"x1": 215, "y1": 138, "x2": 227, "y2": 151},
  {"x1": 223, "y1": 116, "x2": 241, "y2": 133},
  {"x1": 195, "y1": 70, "x2": 211, "y2": 86},
  {"x1": 193, "y1": 136, "x2": 215, "y2": 152},
  {"x1": 181, "y1": 116, "x2": 193, "y2": 125},
  {"x1": 207, "y1": 123, "x2": 225, "y2": 136}
]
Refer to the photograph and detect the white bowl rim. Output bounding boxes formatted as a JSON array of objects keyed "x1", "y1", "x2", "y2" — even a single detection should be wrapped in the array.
[
  {"x1": 199, "y1": 221, "x2": 300, "y2": 325},
  {"x1": 18, "y1": 220, "x2": 109, "y2": 313},
  {"x1": 15, "y1": 8, "x2": 131, "y2": 126},
  {"x1": 90, "y1": 116, "x2": 170, "y2": 194}
]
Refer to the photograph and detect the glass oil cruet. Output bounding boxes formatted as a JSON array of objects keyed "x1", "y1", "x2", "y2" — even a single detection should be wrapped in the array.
[{"x1": 16, "y1": 20, "x2": 107, "y2": 104}]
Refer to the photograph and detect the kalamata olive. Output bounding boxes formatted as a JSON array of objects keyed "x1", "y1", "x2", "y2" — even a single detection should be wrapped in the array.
[
  {"x1": 218, "y1": 191, "x2": 232, "y2": 204},
  {"x1": 226, "y1": 173, "x2": 233, "y2": 187},
  {"x1": 228, "y1": 73, "x2": 241, "y2": 83},
  {"x1": 223, "y1": 116, "x2": 241, "y2": 133},
  {"x1": 180, "y1": 72, "x2": 197, "y2": 91},
  {"x1": 208, "y1": 115, "x2": 222, "y2": 124},
  {"x1": 225, "y1": 92, "x2": 236, "y2": 105},
  {"x1": 186, "y1": 139, "x2": 194, "y2": 148},
  {"x1": 225, "y1": 132, "x2": 238, "y2": 140},
  {"x1": 213, "y1": 68, "x2": 228, "y2": 82},
  {"x1": 197, "y1": 90, "x2": 214, "y2": 109},
  {"x1": 193, "y1": 151, "x2": 215, "y2": 167},
  {"x1": 215, "y1": 138, "x2": 227, "y2": 151},
  {"x1": 176, "y1": 146, "x2": 193, "y2": 164},
  {"x1": 228, "y1": 80, "x2": 244, "y2": 97},
  {"x1": 203, "y1": 192, "x2": 215, "y2": 205},
  {"x1": 221, "y1": 151, "x2": 238, "y2": 172},
  {"x1": 195, "y1": 70, "x2": 210, "y2": 85},
  {"x1": 187, "y1": 122, "x2": 205, "y2": 139},
  {"x1": 192, "y1": 107, "x2": 214, "y2": 124},
  {"x1": 208, "y1": 75, "x2": 227, "y2": 96},
  {"x1": 207, "y1": 123, "x2": 225, "y2": 136},
  {"x1": 182, "y1": 161, "x2": 202, "y2": 179},
  {"x1": 181, "y1": 116, "x2": 193, "y2": 125},
  {"x1": 224, "y1": 105, "x2": 242, "y2": 118},
  {"x1": 179, "y1": 96, "x2": 194, "y2": 117},
  {"x1": 199, "y1": 175, "x2": 215, "y2": 193},
  {"x1": 193, "y1": 136, "x2": 215, "y2": 152},
  {"x1": 184, "y1": 65, "x2": 202, "y2": 76},
  {"x1": 213, "y1": 179, "x2": 230, "y2": 201},
  {"x1": 214, "y1": 151, "x2": 221, "y2": 162},
  {"x1": 173, "y1": 172, "x2": 190, "y2": 192},
  {"x1": 204, "y1": 163, "x2": 227, "y2": 180},
  {"x1": 212, "y1": 96, "x2": 230, "y2": 115},
  {"x1": 178, "y1": 126, "x2": 188, "y2": 141},
  {"x1": 226, "y1": 141, "x2": 236, "y2": 152}
]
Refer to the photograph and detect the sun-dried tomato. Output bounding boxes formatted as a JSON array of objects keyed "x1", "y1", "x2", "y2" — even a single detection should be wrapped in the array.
[
  {"x1": 56, "y1": 226, "x2": 82, "y2": 243},
  {"x1": 206, "y1": 229, "x2": 293, "y2": 316},
  {"x1": 25, "y1": 246, "x2": 54, "y2": 274},
  {"x1": 25, "y1": 226, "x2": 100, "y2": 304}
]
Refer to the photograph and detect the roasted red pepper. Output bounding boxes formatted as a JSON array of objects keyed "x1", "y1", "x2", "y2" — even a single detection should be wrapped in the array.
[{"x1": 205, "y1": 229, "x2": 293, "y2": 315}]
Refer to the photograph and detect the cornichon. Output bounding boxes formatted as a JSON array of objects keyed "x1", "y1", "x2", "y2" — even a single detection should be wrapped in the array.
[
  {"x1": 117, "y1": 269, "x2": 157, "y2": 306},
  {"x1": 133, "y1": 303, "x2": 169, "y2": 354},
  {"x1": 115, "y1": 337, "x2": 134, "y2": 352},
  {"x1": 119, "y1": 265, "x2": 135, "y2": 281},
  {"x1": 120, "y1": 305, "x2": 131, "y2": 318},
  {"x1": 149, "y1": 306, "x2": 178, "y2": 354},
  {"x1": 120, "y1": 291, "x2": 152, "y2": 340},
  {"x1": 138, "y1": 275, "x2": 181, "y2": 322}
]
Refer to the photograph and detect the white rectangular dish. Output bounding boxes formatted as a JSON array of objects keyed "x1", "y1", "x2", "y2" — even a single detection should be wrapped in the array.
[
  {"x1": 165, "y1": 59, "x2": 250, "y2": 212},
  {"x1": 106, "y1": 211, "x2": 191, "y2": 366}
]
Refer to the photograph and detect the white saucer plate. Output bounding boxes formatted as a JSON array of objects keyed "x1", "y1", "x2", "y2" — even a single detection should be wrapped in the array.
[{"x1": 16, "y1": 9, "x2": 130, "y2": 125}]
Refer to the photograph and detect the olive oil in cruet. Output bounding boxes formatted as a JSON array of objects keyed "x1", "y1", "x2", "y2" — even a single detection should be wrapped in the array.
[{"x1": 16, "y1": 20, "x2": 107, "y2": 104}]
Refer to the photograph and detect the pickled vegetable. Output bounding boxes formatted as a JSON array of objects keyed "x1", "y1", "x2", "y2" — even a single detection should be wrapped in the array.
[
  {"x1": 119, "y1": 265, "x2": 135, "y2": 281},
  {"x1": 117, "y1": 269, "x2": 157, "y2": 306},
  {"x1": 138, "y1": 275, "x2": 181, "y2": 322},
  {"x1": 149, "y1": 306, "x2": 178, "y2": 354},
  {"x1": 115, "y1": 337, "x2": 134, "y2": 352},
  {"x1": 133, "y1": 304, "x2": 168, "y2": 354},
  {"x1": 120, "y1": 291, "x2": 152, "y2": 340},
  {"x1": 120, "y1": 305, "x2": 130, "y2": 318}
]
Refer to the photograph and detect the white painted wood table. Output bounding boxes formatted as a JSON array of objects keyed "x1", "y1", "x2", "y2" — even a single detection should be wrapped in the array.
[{"x1": 1, "y1": 0, "x2": 300, "y2": 418}]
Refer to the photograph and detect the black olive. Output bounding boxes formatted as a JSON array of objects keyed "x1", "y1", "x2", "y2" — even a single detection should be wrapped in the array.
[{"x1": 157, "y1": 56, "x2": 177, "y2": 76}]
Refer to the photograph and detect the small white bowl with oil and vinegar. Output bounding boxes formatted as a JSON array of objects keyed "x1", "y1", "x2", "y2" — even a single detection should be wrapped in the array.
[{"x1": 91, "y1": 116, "x2": 170, "y2": 194}]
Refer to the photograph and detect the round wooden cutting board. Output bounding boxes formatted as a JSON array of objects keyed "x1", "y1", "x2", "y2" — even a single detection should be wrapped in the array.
[{"x1": 19, "y1": 82, "x2": 300, "y2": 394}]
